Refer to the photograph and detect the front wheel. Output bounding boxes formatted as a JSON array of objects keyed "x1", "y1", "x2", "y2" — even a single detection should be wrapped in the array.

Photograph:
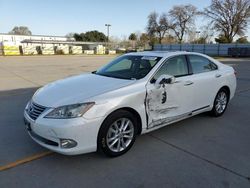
[
  {"x1": 97, "y1": 110, "x2": 137, "y2": 157},
  {"x1": 210, "y1": 88, "x2": 229, "y2": 117}
]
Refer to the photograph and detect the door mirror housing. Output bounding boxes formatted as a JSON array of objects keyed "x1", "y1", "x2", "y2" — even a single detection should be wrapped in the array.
[{"x1": 155, "y1": 74, "x2": 175, "y2": 89}]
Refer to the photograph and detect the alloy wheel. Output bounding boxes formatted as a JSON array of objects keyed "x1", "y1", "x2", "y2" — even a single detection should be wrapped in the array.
[
  {"x1": 106, "y1": 118, "x2": 134, "y2": 152},
  {"x1": 215, "y1": 91, "x2": 227, "y2": 114}
]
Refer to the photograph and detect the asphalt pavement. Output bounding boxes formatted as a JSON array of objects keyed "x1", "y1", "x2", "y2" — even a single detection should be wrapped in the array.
[{"x1": 0, "y1": 55, "x2": 249, "y2": 188}]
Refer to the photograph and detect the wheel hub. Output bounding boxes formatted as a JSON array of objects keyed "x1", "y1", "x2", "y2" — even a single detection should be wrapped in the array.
[
  {"x1": 106, "y1": 118, "x2": 134, "y2": 153},
  {"x1": 215, "y1": 91, "x2": 227, "y2": 114}
]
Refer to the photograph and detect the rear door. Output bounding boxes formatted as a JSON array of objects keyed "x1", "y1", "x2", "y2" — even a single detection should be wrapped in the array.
[
  {"x1": 186, "y1": 55, "x2": 222, "y2": 111},
  {"x1": 146, "y1": 55, "x2": 194, "y2": 129}
]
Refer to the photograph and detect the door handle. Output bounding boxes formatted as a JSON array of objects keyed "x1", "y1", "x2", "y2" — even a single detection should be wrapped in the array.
[
  {"x1": 215, "y1": 74, "x2": 222, "y2": 78},
  {"x1": 184, "y1": 81, "x2": 193, "y2": 86}
]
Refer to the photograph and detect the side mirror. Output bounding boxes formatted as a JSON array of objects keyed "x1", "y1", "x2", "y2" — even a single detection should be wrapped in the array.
[{"x1": 155, "y1": 74, "x2": 175, "y2": 89}]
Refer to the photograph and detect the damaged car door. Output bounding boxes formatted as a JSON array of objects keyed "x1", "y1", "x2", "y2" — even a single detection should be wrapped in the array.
[{"x1": 145, "y1": 55, "x2": 194, "y2": 129}]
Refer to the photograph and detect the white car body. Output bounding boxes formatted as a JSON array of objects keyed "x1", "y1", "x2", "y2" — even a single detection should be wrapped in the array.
[{"x1": 24, "y1": 51, "x2": 236, "y2": 155}]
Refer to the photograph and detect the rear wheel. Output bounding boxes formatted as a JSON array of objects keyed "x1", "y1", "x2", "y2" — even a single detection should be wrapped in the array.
[
  {"x1": 97, "y1": 110, "x2": 137, "y2": 157},
  {"x1": 210, "y1": 88, "x2": 229, "y2": 117}
]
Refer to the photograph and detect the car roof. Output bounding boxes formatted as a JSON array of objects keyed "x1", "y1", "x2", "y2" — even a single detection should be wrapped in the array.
[
  {"x1": 127, "y1": 51, "x2": 206, "y2": 58},
  {"x1": 127, "y1": 51, "x2": 186, "y2": 58}
]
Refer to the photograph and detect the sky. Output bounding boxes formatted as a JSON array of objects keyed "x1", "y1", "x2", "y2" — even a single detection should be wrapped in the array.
[{"x1": 0, "y1": 0, "x2": 249, "y2": 39}]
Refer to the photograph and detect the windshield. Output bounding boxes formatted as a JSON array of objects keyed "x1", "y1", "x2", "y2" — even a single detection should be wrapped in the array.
[{"x1": 95, "y1": 55, "x2": 162, "y2": 80}]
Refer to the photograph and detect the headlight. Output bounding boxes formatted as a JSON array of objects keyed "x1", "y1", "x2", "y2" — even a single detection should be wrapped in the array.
[{"x1": 45, "y1": 102, "x2": 95, "y2": 119}]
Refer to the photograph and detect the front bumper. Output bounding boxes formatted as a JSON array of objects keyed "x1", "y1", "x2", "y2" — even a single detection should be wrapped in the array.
[{"x1": 24, "y1": 110, "x2": 104, "y2": 155}]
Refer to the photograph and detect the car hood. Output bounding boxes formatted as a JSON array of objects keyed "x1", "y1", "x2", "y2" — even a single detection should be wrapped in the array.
[{"x1": 32, "y1": 73, "x2": 135, "y2": 107}]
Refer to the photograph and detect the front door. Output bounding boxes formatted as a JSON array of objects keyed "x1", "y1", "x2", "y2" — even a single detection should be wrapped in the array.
[{"x1": 146, "y1": 55, "x2": 194, "y2": 129}]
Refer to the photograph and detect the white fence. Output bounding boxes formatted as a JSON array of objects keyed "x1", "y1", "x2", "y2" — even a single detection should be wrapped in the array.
[{"x1": 154, "y1": 43, "x2": 250, "y2": 56}]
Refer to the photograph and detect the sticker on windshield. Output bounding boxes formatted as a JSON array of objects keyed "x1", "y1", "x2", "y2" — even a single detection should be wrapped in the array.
[{"x1": 141, "y1": 56, "x2": 158, "y2": 61}]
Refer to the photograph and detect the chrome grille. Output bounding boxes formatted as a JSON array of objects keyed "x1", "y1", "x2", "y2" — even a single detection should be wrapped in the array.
[{"x1": 27, "y1": 102, "x2": 47, "y2": 120}]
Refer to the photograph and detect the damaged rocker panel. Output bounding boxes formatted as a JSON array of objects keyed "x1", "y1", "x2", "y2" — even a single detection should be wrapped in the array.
[
  {"x1": 148, "y1": 112, "x2": 191, "y2": 129},
  {"x1": 147, "y1": 105, "x2": 210, "y2": 129}
]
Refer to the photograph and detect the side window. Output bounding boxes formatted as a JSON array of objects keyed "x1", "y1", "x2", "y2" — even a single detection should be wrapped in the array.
[
  {"x1": 153, "y1": 55, "x2": 188, "y2": 80},
  {"x1": 188, "y1": 55, "x2": 217, "y2": 74}
]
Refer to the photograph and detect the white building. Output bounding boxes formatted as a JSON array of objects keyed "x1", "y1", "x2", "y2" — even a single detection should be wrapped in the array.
[
  {"x1": 0, "y1": 33, "x2": 109, "y2": 55},
  {"x1": 0, "y1": 33, "x2": 72, "y2": 45}
]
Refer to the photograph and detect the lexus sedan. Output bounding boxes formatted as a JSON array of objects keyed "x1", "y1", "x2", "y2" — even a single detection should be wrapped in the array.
[{"x1": 24, "y1": 51, "x2": 236, "y2": 157}]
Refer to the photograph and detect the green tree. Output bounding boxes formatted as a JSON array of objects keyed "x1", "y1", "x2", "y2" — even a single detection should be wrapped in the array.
[
  {"x1": 73, "y1": 33, "x2": 82, "y2": 41},
  {"x1": 128, "y1": 33, "x2": 137, "y2": 49},
  {"x1": 73, "y1": 31, "x2": 107, "y2": 42},
  {"x1": 128, "y1": 33, "x2": 137, "y2": 41},
  {"x1": 215, "y1": 34, "x2": 230, "y2": 43},
  {"x1": 236, "y1": 36, "x2": 249, "y2": 43},
  {"x1": 82, "y1": 30, "x2": 107, "y2": 42},
  {"x1": 9, "y1": 26, "x2": 32, "y2": 35}
]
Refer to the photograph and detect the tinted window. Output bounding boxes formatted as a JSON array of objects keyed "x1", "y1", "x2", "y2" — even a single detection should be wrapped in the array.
[
  {"x1": 105, "y1": 59, "x2": 132, "y2": 72},
  {"x1": 188, "y1": 55, "x2": 217, "y2": 74},
  {"x1": 96, "y1": 55, "x2": 162, "y2": 80},
  {"x1": 153, "y1": 55, "x2": 188, "y2": 80}
]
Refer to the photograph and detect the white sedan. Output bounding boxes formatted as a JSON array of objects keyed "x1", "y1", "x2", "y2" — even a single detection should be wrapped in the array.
[{"x1": 24, "y1": 51, "x2": 236, "y2": 157}]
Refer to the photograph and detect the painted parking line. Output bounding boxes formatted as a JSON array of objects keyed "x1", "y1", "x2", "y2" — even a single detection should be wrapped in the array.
[{"x1": 0, "y1": 151, "x2": 53, "y2": 172}]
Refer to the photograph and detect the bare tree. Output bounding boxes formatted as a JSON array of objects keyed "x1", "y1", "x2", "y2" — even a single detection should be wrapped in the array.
[
  {"x1": 201, "y1": 25, "x2": 215, "y2": 43},
  {"x1": 65, "y1": 32, "x2": 75, "y2": 41},
  {"x1": 203, "y1": 0, "x2": 250, "y2": 43},
  {"x1": 169, "y1": 4, "x2": 198, "y2": 43},
  {"x1": 146, "y1": 12, "x2": 170, "y2": 44},
  {"x1": 119, "y1": 35, "x2": 131, "y2": 49},
  {"x1": 194, "y1": 25, "x2": 215, "y2": 43},
  {"x1": 108, "y1": 36, "x2": 121, "y2": 49},
  {"x1": 139, "y1": 33, "x2": 150, "y2": 47},
  {"x1": 9, "y1": 26, "x2": 32, "y2": 35}
]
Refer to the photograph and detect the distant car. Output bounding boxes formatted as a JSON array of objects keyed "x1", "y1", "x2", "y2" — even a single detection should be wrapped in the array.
[{"x1": 24, "y1": 51, "x2": 236, "y2": 157}]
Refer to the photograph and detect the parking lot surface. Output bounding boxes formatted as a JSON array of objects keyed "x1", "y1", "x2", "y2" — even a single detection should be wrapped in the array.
[{"x1": 0, "y1": 55, "x2": 250, "y2": 188}]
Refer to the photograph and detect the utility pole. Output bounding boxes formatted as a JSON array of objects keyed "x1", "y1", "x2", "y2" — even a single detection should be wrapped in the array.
[
  {"x1": 105, "y1": 24, "x2": 111, "y2": 46},
  {"x1": 195, "y1": 31, "x2": 201, "y2": 44}
]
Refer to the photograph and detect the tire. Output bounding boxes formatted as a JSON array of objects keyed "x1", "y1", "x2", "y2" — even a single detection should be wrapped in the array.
[
  {"x1": 97, "y1": 110, "x2": 138, "y2": 157},
  {"x1": 210, "y1": 88, "x2": 229, "y2": 117}
]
